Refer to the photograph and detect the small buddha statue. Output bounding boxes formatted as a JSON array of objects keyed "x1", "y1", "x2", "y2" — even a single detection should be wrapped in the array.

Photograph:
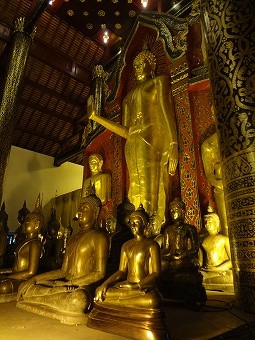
[
  {"x1": 82, "y1": 154, "x2": 112, "y2": 225},
  {"x1": 145, "y1": 211, "x2": 164, "y2": 248},
  {"x1": 199, "y1": 208, "x2": 233, "y2": 291},
  {"x1": 106, "y1": 198, "x2": 134, "y2": 272},
  {"x1": 0, "y1": 202, "x2": 9, "y2": 268},
  {"x1": 14, "y1": 201, "x2": 30, "y2": 248},
  {"x1": 87, "y1": 204, "x2": 168, "y2": 339},
  {"x1": 0, "y1": 196, "x2": 43, "y2": 303},
  {"x1": 160, "y1": 197, "x2": 206, "y2": 307},
  {"x1": 17, "y1": 183, "x2": 109, "y2": 325}
]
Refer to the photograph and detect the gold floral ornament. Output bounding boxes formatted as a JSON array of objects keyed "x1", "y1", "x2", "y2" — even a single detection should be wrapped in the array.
[
  {"x1": 115, "y1": 11, "x2": 120, "y2": 16},
  {"x1": 86, "y1": 23, "x2": 93, "y2": 29},
  {"x1": 115, "y1": 23, "x2": 121, "y2": 29},
  {"x1": 98, "y1": 10, "x2": 105, "y2": 16},
  {"x1": 83, "y1": 11, "x2": 89, "y2": 16},
  {"x1": 129, "y1": 10, "x2": 136, "y2": 17},
  {"x1": 67, "y1": 9, "x2": 74, "y2": 16}
]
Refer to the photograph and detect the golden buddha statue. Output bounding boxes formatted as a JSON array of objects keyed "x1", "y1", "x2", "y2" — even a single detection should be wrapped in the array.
[
  {"x1": 17, "y1": 184, "x2": 109, "y2": 325},
  {"x1": 0, "y1": 202, "x2": 8, "y2": 268},
  {"x1": 201, "y1": 107, "x2": 228, "y2": 235},
  {"x1": 160, "y1": 197, "x2": 206, "y2": 307},
  {"x1": 88, "y1": 45, "x2": 178, "y2": 223},
  {"x1": 82, "y1": 153, "x2": 111, "y2": 205},
  {"x1": 87, "y1": 204, "x2": 169, "y2": 340},
  {"x1": 0, "y1": 197, "x2": 43, "y2": 303},
  {"x1": 199, "y1": 208, "x2": 233, "y2": 291},
  {"x1": 145, "y1": 211, "x2": 164, "y2": 248},
  {"x1": 14, "y1": 200, "x2": 30, "y2": 247}
]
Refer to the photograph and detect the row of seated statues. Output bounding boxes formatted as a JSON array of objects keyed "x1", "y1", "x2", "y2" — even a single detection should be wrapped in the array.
[
  {"x1": 0, "y1": 44, "x2": 232, "y2": 339},
  {"x1": 0, "y1": 183, "x2": 232, "y2": 339}
]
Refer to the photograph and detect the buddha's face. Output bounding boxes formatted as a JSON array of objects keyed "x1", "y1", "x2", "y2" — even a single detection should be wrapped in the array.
[
  {"x1": 170, "y1": 205, "x2": 184, "y2": 222},
  {"x1": 204, "y1": 215, "x2": 219, "y2": 235},
  {"x1": 77, "y1": 202, "x2": 95, "y2": 226},
  {"x1": 106, "y1": 216, "x2": 117, "y2": 234},
  {"x1": 23, "y1": 215, "x2": 38, "y2": 234},
  {"x1": 133, "y1": 58, "x2": 151, "y2": 81},
  {"x1": 129, "y1": 215, "x2": 145, "y2": 237},
  {"x1": 89, "y1": 157, "x2": 102, "y2": 175}
]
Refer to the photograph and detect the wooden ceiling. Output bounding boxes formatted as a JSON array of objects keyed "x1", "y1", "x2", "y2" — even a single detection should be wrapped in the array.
[{"x1": 0, "y1": 0, "x2": 192, "y2": 167}]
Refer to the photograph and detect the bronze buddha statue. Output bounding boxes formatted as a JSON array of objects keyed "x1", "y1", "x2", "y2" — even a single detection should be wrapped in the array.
[
  {"x1": 87, "y1": 204, "x2": 169, "y2": 339},
  {"x1": 0, "y1": 198, "x2": 43, "y2": 303},
  {"x1": 17, "y1": 184, "x2": 109, "y2": 325},
  {"x1": 0, "y1": 202, "x2": 8, "y2": 268},
  {"x1": 14, "y1": 200, "x2": 30, "y2": 248},
  {"x1": 160, "y1": 197, "x2": 206, "y2": 308},
  {"x1": 199, "y1": 208, "x2": 233, "y2": 291},
  {"x1": 88, "y1": 45, "x2": 178, "y2": 223}
]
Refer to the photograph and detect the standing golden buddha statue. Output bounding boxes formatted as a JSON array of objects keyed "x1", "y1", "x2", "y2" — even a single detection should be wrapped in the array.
[
  {"x1": 0, "y1": 196, "x2": 43, "y2": 303},
  {"x1": 17, "y1": 183, "x2": 109, "y2": 325},
  {"x1": 87, "y1": 204, "x2": 169, "y2": 340},
  {"x1": 88, "y1": 45, "x2": 178, "y2": 224}
]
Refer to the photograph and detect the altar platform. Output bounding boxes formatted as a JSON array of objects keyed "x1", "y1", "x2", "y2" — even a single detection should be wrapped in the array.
[{"x1": 0, "y1": 291, "x2": 254, "y2": 340}]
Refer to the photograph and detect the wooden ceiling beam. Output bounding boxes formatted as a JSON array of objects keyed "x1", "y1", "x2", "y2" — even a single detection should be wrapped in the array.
[
  {"x1": 19, "y1": 98, "x2": 74, "y2": 124},
  {"x1": 24, "y1": 77, "x2": 85, "y2": 107},
  {"x1": 15, "y1": 126, "x2": 62, "y2": 144}
]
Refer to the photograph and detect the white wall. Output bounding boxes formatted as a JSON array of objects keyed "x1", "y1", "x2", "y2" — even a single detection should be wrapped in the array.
[{"x1": 2, "y1": 146, "x2": 83, "y2": 231}]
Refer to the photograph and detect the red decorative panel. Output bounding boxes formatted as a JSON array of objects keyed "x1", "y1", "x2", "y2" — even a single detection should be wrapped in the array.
[
  {"x1": 174, "y1": 87, "x2": 202, "y2": 230},
  {"x1": 189, "y1": 82, "x2": 215, "y2": 223}
]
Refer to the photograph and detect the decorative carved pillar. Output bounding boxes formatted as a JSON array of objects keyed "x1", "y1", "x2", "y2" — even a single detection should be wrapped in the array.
[
  {"x1": 91, "y1": 65, "x2": 109, "y2": 129},
  {"x1": 171, "y1": 59, "x2": 202, "y2": 230},
  {"x1": 0, "y1": 18, "x2": 33, "y2": 204},
  {"x1": 201, "y1": 0, "x2": 255, "y2": 312}
]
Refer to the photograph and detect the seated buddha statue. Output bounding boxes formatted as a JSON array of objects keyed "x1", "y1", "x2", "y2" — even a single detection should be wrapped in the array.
[
  {"x1": 17, "y1": 183, "x2": 109, "y2": 325},
  {"x1": 87, "y1": 204, "x2": 168, "y2": 340},
  {"x1": 0, "y1": 198, "x2": 43, "y2": 303},
  {"x1": 82, "y1": 153, "x2": 112, "y2": 226},
  {"x1": 145, "y1": 211, "x2": 164, "y2": 248},
  {"x1": 14, "y1": 201, "x2": 30, "y2": 248},
  {"x1": 106, "y1": 198, "x2": 134, "y2": 273},
  {"x1": 0, "y1": 202, "x2": 9, "y2": 268},
  {"x1": 160, "y1": 197, "x2": 206, "y2": 307},
  {"x1": 199, "y1": 208, "x2": 233, "y2": 291}
]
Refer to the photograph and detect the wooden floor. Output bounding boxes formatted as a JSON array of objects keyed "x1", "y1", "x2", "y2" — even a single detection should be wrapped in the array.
[{"x1": 0, "y1": 291, "x2": 254, "y2": 340}]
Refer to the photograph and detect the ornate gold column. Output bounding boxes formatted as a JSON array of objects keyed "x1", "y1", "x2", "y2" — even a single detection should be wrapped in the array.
[
  {"x1": 201, "y1": 0, "x2": 255, "y2": 312},
  {"x1": 0, "y1": 18, "x2": 33, "y2": 204}
]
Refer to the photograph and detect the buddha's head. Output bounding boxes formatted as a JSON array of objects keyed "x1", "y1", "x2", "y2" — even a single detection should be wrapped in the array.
[
  {"x1": 145, "y1": 212, "x2": 162, "y2": 238},
  {"x1": 129, "y1": 204, "x2": 149, "y2": 237},
  {"x1": 169, "y1": 197, "x2": 185, "y2": 222},
  {"x1": 88, "y1": 153, "x2": 103, "y2": 175},
  {"x1": 78, "y1": 183, "x2": 102, "y2": 228},
  {"x1": 17, "y1": 200, "x2": 30, "y2": 225},
  {"x1": 117, "y1": 197, "x2": 135, "y2": 229},
  {"x1": 204, "y1": 211, "x2": 221, "y2": 235},
  {"x1": 133, "y1": 44, "x2": 156, "y2": 81},
  {"x1": 23, "y1": 211, "x2": 44, "y2": 236},
  {"x1": 106, "y1": 215, "x2": 118, "y2": 234}
]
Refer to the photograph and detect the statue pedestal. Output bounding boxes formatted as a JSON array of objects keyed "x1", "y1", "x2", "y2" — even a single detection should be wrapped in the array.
[
  {"x1": 87, "y1": 302, "x2": 170, "y2": 340},
  {"x1": 159, "y1": 269, "x2": 207, "y2": 310},
  {"x1": 202, "y1": 270, "x2": 234, "y2": 293},
  {"x1": 0, "y1": 292, "x2": 17, "y2": 303},
  {"x1": 17, "y1": 300, "x2": 88, "y2": 325}
]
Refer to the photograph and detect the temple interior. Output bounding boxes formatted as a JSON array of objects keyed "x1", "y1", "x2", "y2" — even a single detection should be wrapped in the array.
[{"x1": 1, "y1": 0, "x2": 255, "y2": 339}]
